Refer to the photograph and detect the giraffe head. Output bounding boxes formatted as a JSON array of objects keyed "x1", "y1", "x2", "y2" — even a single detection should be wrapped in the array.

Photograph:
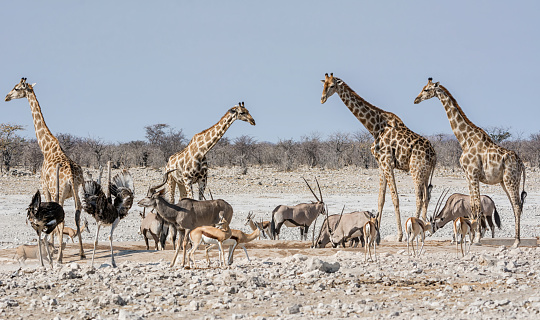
[
  {"x1": 413, "y1": 77, "x2": 440, "y2": 104},
  {"x1": 320, "y1": 73, "x2": 343, "y2": 104},
  {"x1": 228, "y1": 102, "x2": 256, "y2": 125},
  {"x1": 5, "y1": 78, "x2": 36, "y2": 102}
]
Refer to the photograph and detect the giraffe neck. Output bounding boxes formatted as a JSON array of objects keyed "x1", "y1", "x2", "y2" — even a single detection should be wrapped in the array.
[
  {"x1": 436, "y1": 85, "x2": 483, "y2": 146},
  {"x1": 335, "y1": 80, "x2": 386, "y2": 138},
  {"x1": 26, "y1": 90, "x2": 63, "y2": 156},
  {"x1": 188, "y1": 111, "x2": 235, "y2": 156}
]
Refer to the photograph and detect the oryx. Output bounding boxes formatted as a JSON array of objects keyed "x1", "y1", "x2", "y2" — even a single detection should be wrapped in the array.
[
  {"x1": 326, "y1": 209, "x2": 377, "y2": 248},
  {"x1": 270, "y1": 177, "x2": 326, "y2": 240},
  {"x1": 431, "y1": 190, "x2": 500, "y2": 240}
]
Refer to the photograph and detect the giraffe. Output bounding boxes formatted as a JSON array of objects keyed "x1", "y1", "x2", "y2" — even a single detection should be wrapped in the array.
[
  {"x1": 414, "y1": 78, "x2": 527, "y2": 247},
  {"x1": 321, "y1": 73, "x2": 436, "y2": 241},
  {"x1": 165, "y1": 102, "x2": 256, "y2": 202},
  {"x1": 5, "y1": 78, "x2": 86, "y2": 260}
]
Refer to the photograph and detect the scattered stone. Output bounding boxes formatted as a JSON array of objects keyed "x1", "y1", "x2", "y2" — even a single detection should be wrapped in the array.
[
  {"x1": 286, "y1": 304, "x2": 301, "y2": 314},
  {"x1": 306, "y1": 258, "x2": 340, "y2": 273}
]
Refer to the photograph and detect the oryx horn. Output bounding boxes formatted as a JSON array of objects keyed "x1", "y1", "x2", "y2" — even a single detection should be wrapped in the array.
[
  {"x1": 302, "y1": 177, "x2": 320, "y2": 202},
  {"x1": 333, "y1": 205, "x2": 345, "y2": 232},
  {"x1": 432, "y1": 188, "x2": 450, "y2": 219},
  {"x1": 315, "y1": 176, "x2": 323, "y2": 203}
]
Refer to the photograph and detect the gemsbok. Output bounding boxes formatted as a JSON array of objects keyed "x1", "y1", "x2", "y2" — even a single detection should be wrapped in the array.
[
  {"x1": 432, "y1": 191, "x2": 500, "y2": 240},
  {"x1": 270, "y1": 177, "x2": 326, "y2": 240}
]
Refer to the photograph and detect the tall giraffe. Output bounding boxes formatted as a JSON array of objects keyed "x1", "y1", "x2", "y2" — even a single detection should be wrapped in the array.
[
  {"x1": 414, "y1": 78, "x2": 527, "y2": 247},
  {"x1": 5, "y1": 78, "x2": 86, "y2": 260},
  {"x1": 321, "y1": 73, "x2": 436, "y2": 241},
  {"x1": 166, "y1": 102, "x2": 256, "y2": 202}
]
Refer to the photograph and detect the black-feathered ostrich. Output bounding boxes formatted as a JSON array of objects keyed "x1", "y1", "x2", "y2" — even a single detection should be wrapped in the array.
[
  {"x1": 79, "y1": 162, "x2": 134, "y2": 267},
  {"x1": 27, "y1": 163, "x2": 65, "y2": 267}
]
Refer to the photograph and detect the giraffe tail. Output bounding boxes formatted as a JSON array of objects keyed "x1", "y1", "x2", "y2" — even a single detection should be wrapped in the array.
[{"x1": 520, "y1": 161, "x2": 527, "y2": 210}]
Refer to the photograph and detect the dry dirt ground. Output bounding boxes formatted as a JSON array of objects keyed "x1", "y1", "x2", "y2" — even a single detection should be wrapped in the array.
[{"x1": 0, "y1": 166, "x2": 539, "y2": 319}]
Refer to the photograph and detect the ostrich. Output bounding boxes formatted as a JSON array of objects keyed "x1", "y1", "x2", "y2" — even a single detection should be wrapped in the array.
[
  {"x1": 79, "y1": 162, "x2": 134, "y2": 267},
  {"x1": 26, "y1": 163, "x2": 65, "y2": 267}
]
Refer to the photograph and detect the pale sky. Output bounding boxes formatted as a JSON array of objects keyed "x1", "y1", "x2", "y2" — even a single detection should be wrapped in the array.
[{"x1": 1, "y1": 1, "x2": 539, "y2": 143}]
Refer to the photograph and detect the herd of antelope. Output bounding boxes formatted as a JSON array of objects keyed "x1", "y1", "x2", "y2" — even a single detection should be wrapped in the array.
[{"x1": 5, "y1": 74, "x2": 523, "y2": 269}]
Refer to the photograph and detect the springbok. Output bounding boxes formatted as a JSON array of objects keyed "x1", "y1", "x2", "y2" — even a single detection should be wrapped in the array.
[
  {"x1": 453, "y1": 215, "x2": 481, "y2": 257},
  {"x1": 244, "y1": 213, "x2": 270, "y2": 240},
  {"x1": 364, "y1": 214, "x2": 379, "y2": 262},
  {"x1": 270, "y1": 177, "x2": 326, "y2": 240},
  {"x1": 62, "y1": 218, "x2": 90, "y2": 243},
  {"x1": 405, "y1": 217, "x2": 435, "y2": 257},
  {"x1": 187, "y1": 213, "x2": 232, "y2": 268},
  {"x1": 137, "y1": 170, "x2": 234, "y2": 267},
  {"x1": 203, "y1": 212, "x2": 268, "y2": 266},
  {"x1": 432, "y1": 191, "x2": 501, "y2": 239}
]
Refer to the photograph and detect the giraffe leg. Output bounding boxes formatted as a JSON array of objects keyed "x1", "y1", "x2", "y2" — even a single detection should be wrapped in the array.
[
  {"x1": 56, "y1": 221, "x2": 64, "y2": 264},
  {"x1": 182, "y1": 176, "x2": 194, "y2": 199},
  {"x1": 166, "y1": 173, "x2": 177, "y2": 203},
  {"x1": 376, "y1": 170, "x2": 387, "y2": 234},
  {"x1": 178, "y1": 182, "x2": 188, "y2": 200},
  {"x1": 470, "y1": 179, "x2": 483, "y2": 245},
  {"x1": 502, "y1": 177, "x2": 522, "y2": 248},
  {"x1": 409, "y1": 166, "x2": 425, "y2": 220},
  {"x1": 72, "y1": 186, "x2": 86, "y2": 259},
  {"x1": 381, "y1": 166, "x2": 403, "y2": 242},
  {"x1": 198, "y1": 175, "x2": 207, "y2": 201}
]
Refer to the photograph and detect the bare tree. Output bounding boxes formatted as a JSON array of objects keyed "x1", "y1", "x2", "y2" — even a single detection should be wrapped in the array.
[
  {"x1": 21, "y1": 139, "x2": 42, "y2": 173},
  {"x1": 352, "y1": 129, "x2": 375, "y2": 169},
  {"x1": 207, "y1": 136, "x2": 232, "y2": 167},
  {"x1": 327, "y1": 132, "x2": 352, "y2": 169},
  {"x1": 85, "y1": 137, "x2": 106, "y2": 168},
  {"x1": 56, "y1": 133, "x2": 78, "y2": 156},
  {"x1": 276, "y1": 138, "x2": 296, "y2": 171},
  {"x1": 144, "y1": 124, "x2": 187, "y2": 166},
  {"x1": 233, "y1": 135, "x2": 257, "y2": 169},
  {"x1": 485, "y1": 126, "x2": 512, "y2": 143},
  {"x1": 0, "y1": 124, "x2": 25, "y2": 172},
  {"x1": 300, "y1": 132, "x2": 322, "y2": 168}
]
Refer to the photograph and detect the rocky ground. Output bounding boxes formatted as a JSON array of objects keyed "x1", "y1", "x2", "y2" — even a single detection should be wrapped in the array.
[{"x1": 0, "y1": 165, "x2": 539, "y2": 319}]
